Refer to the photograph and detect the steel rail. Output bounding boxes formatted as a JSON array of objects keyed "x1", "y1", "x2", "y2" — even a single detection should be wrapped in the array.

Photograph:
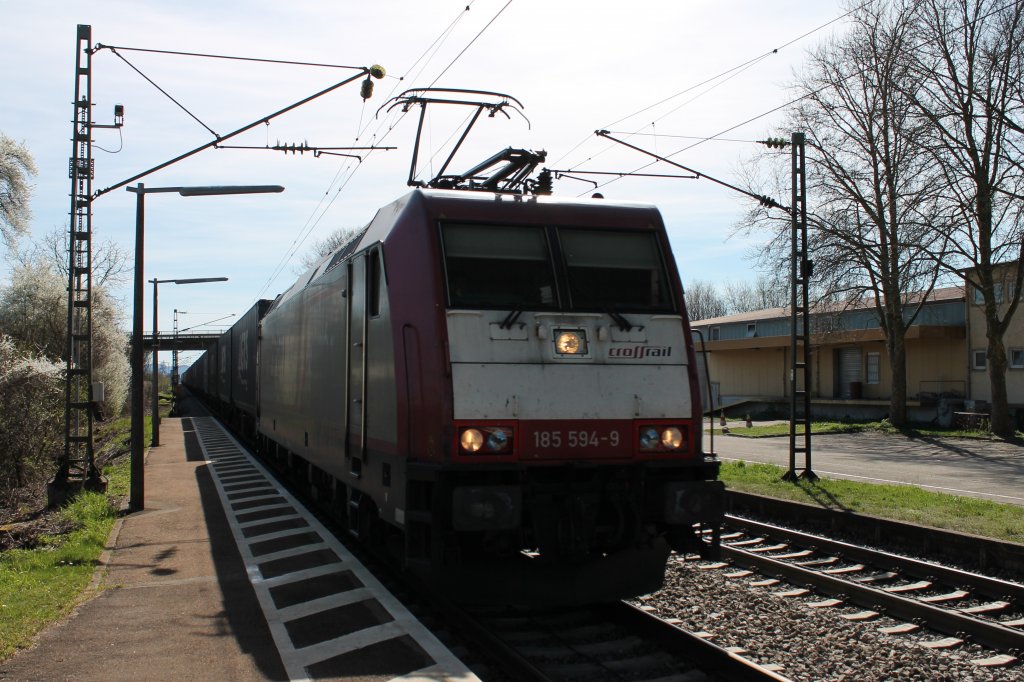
[
  {"x1": 407, "y1": 570, "x2": 793, "y2": 682},
  {"x1": 607, "y1": 601, "x2": 794, "y2": 682},
  {"x1": 720, "y1": 544, "x2": 1024, "y2": 654},
  {"x1": 725, "y1": 515, "x2": 1024, "y2": 603}
]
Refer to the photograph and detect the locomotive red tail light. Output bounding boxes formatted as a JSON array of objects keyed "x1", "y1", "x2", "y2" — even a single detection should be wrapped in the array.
[
  {"x1": 638, "y1": 424, "x2": 687, "y2": 452},
  {"x1": 457, "y1": 425, "x2": 514, "y2": 455}
]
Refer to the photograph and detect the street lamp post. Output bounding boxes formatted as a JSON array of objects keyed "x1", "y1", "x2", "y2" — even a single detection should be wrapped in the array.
[
  {"x1": 126, "y1": 182, "x2": 283, "y2": 512},
  {"x1": 150, "y1": 277, "x2": 227, "y2": 447},
  {"x1": 172, "y1": 308, "x2": 184, "y2": 388}
]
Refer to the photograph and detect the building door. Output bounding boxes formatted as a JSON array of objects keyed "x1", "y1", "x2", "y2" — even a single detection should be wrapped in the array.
[{"x1": 835, "y1": 347, "x2": 862, "y2": 398}]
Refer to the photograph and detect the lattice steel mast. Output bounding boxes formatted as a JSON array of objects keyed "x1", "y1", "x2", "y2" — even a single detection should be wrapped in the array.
[
  {"x1": 52, "y1": 25, "x2": 105, "y2": 502},
  {"x1": 785, "y1": 132, "x2": 816, "y2": 481}
]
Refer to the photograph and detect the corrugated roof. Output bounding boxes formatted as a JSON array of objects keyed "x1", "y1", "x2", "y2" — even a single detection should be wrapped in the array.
[{"x1": 691, "y1": 286, "x2": 965, "y2": 326}]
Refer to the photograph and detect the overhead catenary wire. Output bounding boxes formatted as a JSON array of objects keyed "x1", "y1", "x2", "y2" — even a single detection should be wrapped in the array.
[
  {"x1": 582, "y1": 98, "x2": 797, "y2": 197},
  {"x1": 576, "y1": 0, "x2": 1020, "y2": 197},
  {"x1": 104, "y1": 47, "x2": 220, "y2": 138},
  {"x1": 255, "y1": 0, "x2": 831, "y2": 295},
  {"x1": 252, "y1": 0, "x2": 508, "y2": 301},
  {"x1": 252, "y1": 8, "x2": 482, "y2": 301},
  {"x1": 551, "y1": 2, "x2": 867, "y2": 170},
  {"x1": 93, "y1": 43, "x2": 368, "y2": 71},
  {"x1": 603, "y1": 132, "x2": 758, "y2": 143},
  {"x1": 428, "y1": 0, "x2": 515, "y2": 88},
  {"x1": 558, "y1": 54, "x2": 777, "y2": 175},
  {"x1": 90, "y1": 19, "x2": 473, "y2": 302}
]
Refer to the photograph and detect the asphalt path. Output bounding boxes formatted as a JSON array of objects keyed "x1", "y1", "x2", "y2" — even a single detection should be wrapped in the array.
[{"x1": 709, "y1": 428, "x2": 1024, "y2": 507}]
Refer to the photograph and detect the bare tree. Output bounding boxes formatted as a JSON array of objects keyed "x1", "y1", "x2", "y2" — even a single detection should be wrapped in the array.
[
  {"x1": 908, "y1": 0, "x2": 1024, "y2": 436},
  {"x1": 0, "y1": 134, "x2": 36, "y2": 252},
  {"x1": 685, "y1": 280, "x2": 728, "y2": 321},
  {"x1": 741, "y1": 0, "x2": 945, "y2": 425},
  {"x1": 50, "y1": 227, "x2": 130, "y2": 287},
  {"x1": 722, "y1": 281, "x2": 758, "y2": 314},
  {"x1": 8, "y1": 227, "x2": 131, "y2": 288},
  {"x1": 298, "y1": 227, "x2": 363, "y2": 271},
  {"x1": 723, "y1": 276, "x2": 790, "y2": 313}
]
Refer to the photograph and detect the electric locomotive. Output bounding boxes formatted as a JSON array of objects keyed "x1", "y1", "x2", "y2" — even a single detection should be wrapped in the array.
[{"x1": 187, "y1": 187, "x2": 724, "y2": 604}]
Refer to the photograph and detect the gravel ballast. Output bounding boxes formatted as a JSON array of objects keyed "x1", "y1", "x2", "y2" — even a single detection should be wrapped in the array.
[{"x1": 633, "y1": 557, "x2": 1022, "y2": 682}]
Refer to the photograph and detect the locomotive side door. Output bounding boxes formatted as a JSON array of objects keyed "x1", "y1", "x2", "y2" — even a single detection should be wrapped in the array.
[{"x1": 346, "y1": 254, "x2": 367, "y2": 474}]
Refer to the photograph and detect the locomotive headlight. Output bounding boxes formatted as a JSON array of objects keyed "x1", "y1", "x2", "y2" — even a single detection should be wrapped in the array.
[
  {"x1": 554, "y1": 329, "x2": 588, "y2": 355},
  {"x1": 458, "y1": 426, "x2": 514, "y2": 455},
  {"x1": 460, "y1": 428, "x2": 484, "y2": 453},
  {"x1": 639, "y1": 425, "x2": 686, "y2": 451},
  {"x1": 485, "y1": 428, "x2": 510, "y2": 452},
  {"x1": 661, "y1": 427, "x2": 683, "y2": 449},
  {"x1": 639, "y1": 427, "x2": 660, "y2": 449}
]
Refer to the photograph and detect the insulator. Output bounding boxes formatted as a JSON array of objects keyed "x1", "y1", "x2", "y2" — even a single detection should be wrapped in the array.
[
  {"x1": 533, "y1": 169, "x2": 553, "y2": 195},
  {"x1": 360, "y1": 77, "x2": 374, "y2": 101},
  {"x1": 369, "y1": 64, "x2": 386, "y2": 79}
]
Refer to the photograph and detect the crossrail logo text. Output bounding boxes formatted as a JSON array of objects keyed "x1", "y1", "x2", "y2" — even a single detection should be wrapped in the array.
[{"x1": 608, "y1": 345, "x2": 673, "y2": 358}]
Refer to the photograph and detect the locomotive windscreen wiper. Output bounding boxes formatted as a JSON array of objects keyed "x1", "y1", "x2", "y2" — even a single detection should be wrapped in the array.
[
  {"x1": 605, "y1": 308, "x2": 633, "y2": 332},
  {"x1": 500, "y1": 306, "x2": 524, "y2": 330}
]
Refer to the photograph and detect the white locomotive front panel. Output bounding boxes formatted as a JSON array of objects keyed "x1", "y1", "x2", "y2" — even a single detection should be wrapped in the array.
[
  {"x1": 440, "y1": 219, "x2": 702, "y2": 464},
  {"x1": 448, "y1": 311, "x2": 693, "y2": 457}
]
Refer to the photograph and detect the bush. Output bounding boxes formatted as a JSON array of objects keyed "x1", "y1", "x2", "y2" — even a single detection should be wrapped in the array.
[{"x1": 0, "y1": 335, "x2": 63, "y2": 509}]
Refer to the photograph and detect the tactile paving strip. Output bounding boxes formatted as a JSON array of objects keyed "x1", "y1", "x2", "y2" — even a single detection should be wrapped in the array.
[{"x1": 188, "y1": 417, "x2": 478, "y2": 682}]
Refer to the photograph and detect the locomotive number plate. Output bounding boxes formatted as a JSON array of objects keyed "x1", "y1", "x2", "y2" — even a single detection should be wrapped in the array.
[{"x1": 520, "y1": 420, "x2": 633, "y2": 460}]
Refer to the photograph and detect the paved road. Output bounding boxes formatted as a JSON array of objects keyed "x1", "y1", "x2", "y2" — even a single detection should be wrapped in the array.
[{"x1": 709, "y1": 428, "x2": 1024, "y2": 506}]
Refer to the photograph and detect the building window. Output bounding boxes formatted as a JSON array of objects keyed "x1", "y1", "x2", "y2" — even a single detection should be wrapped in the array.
[
  {"x1": 972, "y1": 349, "x2": 987, "y2": 371},
  {"x1": 973, "y1": 282, "x2": 1006, "y2": 304},
  {"x1": 746, "y1": 323, "x2": 757, "y2": 338},
  {"x1": 866, "y1": 352, "x2": 880, "y2": 384},
  {"x1": 1011, "y1": 348, "x2": 1024, "y2": 369},
  {"x1": 710, "y1": 326, "x2": 720, "y2": 341}
]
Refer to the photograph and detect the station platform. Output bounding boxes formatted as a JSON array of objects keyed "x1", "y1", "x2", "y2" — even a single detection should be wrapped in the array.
[{"x1": 0, "y1": 397, "x2": 477, "y2": 682}]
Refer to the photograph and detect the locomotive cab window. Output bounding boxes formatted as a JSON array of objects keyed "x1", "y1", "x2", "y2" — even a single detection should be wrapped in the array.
[
  {"x1": 442, "y1": 224, "x2": 557, "y2": 309},
  {"x1": 558, "y1": 229, "x2": 672, "y2": 312},
  {"x1": 368, "y1": 247, "x2": 382, "y2": 318}
]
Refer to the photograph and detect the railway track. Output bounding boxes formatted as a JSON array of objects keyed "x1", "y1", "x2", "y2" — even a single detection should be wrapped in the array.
[
  {"x1": 715, "y1": 514, "x2": 1024, "y2": 666},
  {"x1": 189, "y1": 408, "x2": 791, "y2": 681},
  {"x1": 427, "y1": 599, "x2": 793, "y2": 682},
  {"x1": 191, "y1": 405, "x2": 1022, "y2": 678}
]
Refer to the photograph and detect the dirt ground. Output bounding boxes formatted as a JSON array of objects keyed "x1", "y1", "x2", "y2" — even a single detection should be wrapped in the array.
[{"x1": 0, "y1": 424, "x2": 130, "y2": 551}]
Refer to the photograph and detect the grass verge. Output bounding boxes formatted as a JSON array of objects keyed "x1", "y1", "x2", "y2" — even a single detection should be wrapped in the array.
[
  {"x1": 708, "y1": 421, "x2": 868, "y2": 437},
  {"x1": 707, "y1": 419, "x2": 1007, "y2": 440},
  {"x1": 721, "y1": 459, "x2": 1024, "y2": 544},
  {"x1": 0, "y1": 423, "x2": 135, "y2": 661}
]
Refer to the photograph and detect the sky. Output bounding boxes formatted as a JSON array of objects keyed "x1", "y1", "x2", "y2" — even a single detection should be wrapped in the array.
[{"x1": 0, "y1": 0, "x2": 848, "y2": 365}]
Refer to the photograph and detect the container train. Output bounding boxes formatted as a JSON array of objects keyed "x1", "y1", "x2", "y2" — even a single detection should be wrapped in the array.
[{"x1": 184, "y1": 188, "x2": 724, "y2": 603}]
